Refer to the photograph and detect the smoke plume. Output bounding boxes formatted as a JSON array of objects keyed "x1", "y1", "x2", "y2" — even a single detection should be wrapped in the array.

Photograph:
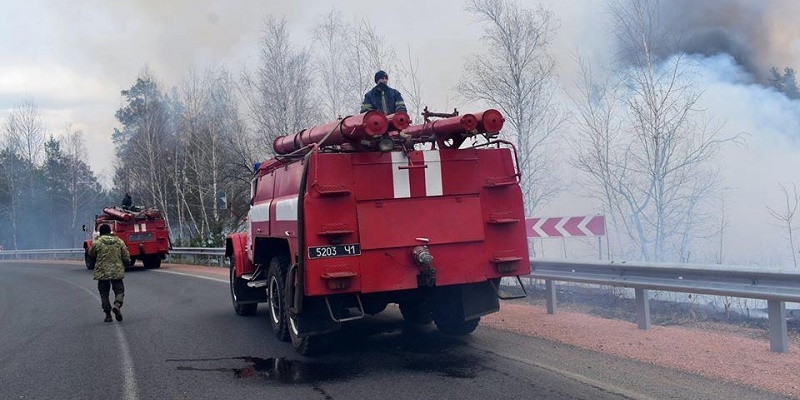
[{"x1": 658, "y1": 0, "x2": 800, "y2": 82}]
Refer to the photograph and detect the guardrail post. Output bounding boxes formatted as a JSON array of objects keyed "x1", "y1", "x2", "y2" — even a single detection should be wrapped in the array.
[
  {"x1": 767, "y1": 299, "x2": 789, "y2": 353},
  {"x1": 545, "y1": 279, "x2": 557, "y2": 314},
  {"x1": 635, "y1": 288, "x2": 651, "y2": 330}
]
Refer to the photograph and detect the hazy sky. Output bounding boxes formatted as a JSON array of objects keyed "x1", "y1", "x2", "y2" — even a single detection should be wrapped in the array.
[
  {"x1": 0, "y1": 0, "x2": 610, "y2": 178},
  {"x1": 2, "y1": 0, "x2": 799, "y2": 264}
]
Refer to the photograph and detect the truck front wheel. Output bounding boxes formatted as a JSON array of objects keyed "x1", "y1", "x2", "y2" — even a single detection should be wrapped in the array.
[
  {"x1": 267, "y1": 256, "x2": 290, "y2": 341},
  {"x1": 229, "y1": 256, "x2": 257, "y2": 316}
]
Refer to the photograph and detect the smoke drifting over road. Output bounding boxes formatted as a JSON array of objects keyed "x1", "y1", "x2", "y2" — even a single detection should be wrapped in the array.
[{"x1": 658, "y1": 0, "x2": 800, "y2": 81}]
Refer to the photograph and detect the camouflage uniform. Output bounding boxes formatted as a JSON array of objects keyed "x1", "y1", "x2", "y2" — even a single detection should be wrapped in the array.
[{"x1": 89, "y1": 234, "x2": 131, "y2": 312}]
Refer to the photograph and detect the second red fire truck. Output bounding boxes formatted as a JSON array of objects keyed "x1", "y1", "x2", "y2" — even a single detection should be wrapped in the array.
[{"x1": 84, "y1": 206, "x2": 170, "y2": 270}]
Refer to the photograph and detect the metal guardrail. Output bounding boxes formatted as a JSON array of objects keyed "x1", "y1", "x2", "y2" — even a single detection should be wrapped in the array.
[
  {"x1": 0, "y1": 248, "x2": 84, "y2": 260},
  {"x1": 1, "y1": 248, "x2": 797, "y2": 352},
  {"x1": 168, "y1": 247, "x2": 226, "y2": 267},
  {"x1": 171, "y1": 247, "x2": 225, "y2": 256},
  {"x1": 0, "y1": 247, "x2": 226, "y2": 265},
  {"x1": 530, "y1": 258, "x2": 800, "y2": 353}
]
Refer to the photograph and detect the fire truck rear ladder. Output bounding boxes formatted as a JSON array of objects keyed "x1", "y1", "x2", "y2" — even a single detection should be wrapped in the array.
[
  {"x1": 324, "y1": 294, "x2": 366, "y2": 323},
  {"x1": 489, "y1": 276, "x2": 528, "y2": 300}
]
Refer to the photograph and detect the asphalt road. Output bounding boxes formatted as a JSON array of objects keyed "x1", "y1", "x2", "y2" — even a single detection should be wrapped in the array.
[{"x1": 0, "y1": 261, "x2": 789, "y2": 400}]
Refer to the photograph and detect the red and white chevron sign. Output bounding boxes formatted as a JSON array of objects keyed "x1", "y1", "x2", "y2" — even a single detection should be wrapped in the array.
[{"x1": 525, "y1": 215, "x2": 606, "y2": 238}]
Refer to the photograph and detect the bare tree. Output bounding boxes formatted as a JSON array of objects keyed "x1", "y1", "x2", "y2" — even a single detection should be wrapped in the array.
[
  {"x1": 351, "y1": 18, "x2": 397, "y2": 96},
  {"x1": 311, "y1": 10, "x2": 401, "y2": 118},
  {"x1": 58, "y1": 126, "x2": 99, "y2": 244},
  {"x1": 4, "y1": 100, "x2": 46, "y2": 166},
  {"x1": 60, "y1": 125, "x2": 88, "y2": 161},
  {"x1": 766, "y1": 183, "x2": 799, "y2": 268},
  {"x1": 714, "y1": 193, "x2": 729, "y2": 264},
  {"x1": 458, "y1": 0, "x2": 566, "y2": 215},
  {"x1": 312, "y1": 10, "x2": 357, "y2": 119},
  {"x1": 569, "y1": 58, "x2": 629, "y2": 259},
  {"x1": 241, "y1": 17, "x2": 318, "y2": 153},
  {"x1": 397, "y1": 45, "x2": 425, "y2": 121},
  {"x1": 0, "y1": 151, "x2": 22, "y2": 250},
  {"x1": 571, "y1": 0, "x2": 739, "y2": 262},
  {"x1": 177, "y1": 67, "x2": 246, "y2": 246},
  {"x1": 1, "y1": 101, "x2": 47, "y2": 249},
  {"x1": 114, "y1": 69, "x2": 178, "y2": 233}
]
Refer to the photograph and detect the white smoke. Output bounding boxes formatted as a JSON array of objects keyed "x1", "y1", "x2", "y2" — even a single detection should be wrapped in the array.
[{"x1": 690, "y1": 54, "x2": 800, "y2": 266}]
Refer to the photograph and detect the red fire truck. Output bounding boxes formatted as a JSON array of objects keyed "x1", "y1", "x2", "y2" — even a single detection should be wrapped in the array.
[
  {"x1": 226, "y1": 108, "x2": 529, "y2": 355},
  {"x1": 84, "y1": 206, "x2": 171, "y2": 270}
]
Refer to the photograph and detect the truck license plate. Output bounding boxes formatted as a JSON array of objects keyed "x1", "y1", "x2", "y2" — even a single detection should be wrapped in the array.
[{"x1": 308, "y1": 244, "x2": 361, "y2": 259}]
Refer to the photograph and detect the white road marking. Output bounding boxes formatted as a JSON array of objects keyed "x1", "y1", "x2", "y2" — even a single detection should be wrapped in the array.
[
  {"x1": 53, "y1": 277, "x2": 140, "y2": 400},
  {"x1": 152, "y1": 269, "x2": 227, "y2": 283},
  {"x1": 469, "y1": 342, "x2": 656, "y2": 400}
]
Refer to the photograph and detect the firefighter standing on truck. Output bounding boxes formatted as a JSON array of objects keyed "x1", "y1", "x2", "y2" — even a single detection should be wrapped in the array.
[
  {"x1": 121, "y1": 192, "x2": 132, "y2": 209},
  {"x1": 89, "y1": 223, "x2": 131, "y2": 322},
  {"x1": 360, "y1": 70, "x2": 407, "y2": 114}
]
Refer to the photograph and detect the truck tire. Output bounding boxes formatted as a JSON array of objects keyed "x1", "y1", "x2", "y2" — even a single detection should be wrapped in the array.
[
  {"x1": 84, "y1": 252, "x2": 95, "y2": 270},
  {"x1": 399, "y1": 301, "x2": 433, "y2": 325},
  {"x1": 435, "y1": 317, "x2": 480, "y2": 335},
  {"x1": 267, "y1": 256, "x2": 290, "y2": 342},
  {"x1": 229, "y1": 256, "x2": 257, "y2": 316},
  {"x1": 288, "y1": 314, "x2": 323, "y2": 356},
  {"x1": 142, "y1": 254, "x2": 161, "y2": 269}
]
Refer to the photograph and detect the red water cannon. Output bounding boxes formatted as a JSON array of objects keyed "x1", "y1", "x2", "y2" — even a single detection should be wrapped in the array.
[
  {"x1": 102, "y1": 207, "x2": 135, "y2": 221},
  {"x1": 398, "y1": 108, "x2": 505, "y2": 148},
  {"x1": 273, "y1": 111, "x2": 412, "y2": 155}
]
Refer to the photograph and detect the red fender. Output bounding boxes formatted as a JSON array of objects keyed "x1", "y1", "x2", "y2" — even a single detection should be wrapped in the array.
[{"x1": 226, "y1": 232, "x2": 254, "y2": 278}]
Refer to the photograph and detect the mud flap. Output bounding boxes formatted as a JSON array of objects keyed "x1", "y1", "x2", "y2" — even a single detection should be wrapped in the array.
[
  {"x1": 291, "y1": 297, "x2": 341, "y2": 338},
  {"x1": 432, "y1": 281, "x2": 500, "y2": 323}
]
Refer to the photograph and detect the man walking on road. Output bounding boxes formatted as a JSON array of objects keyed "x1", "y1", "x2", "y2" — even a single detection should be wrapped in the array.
[{"x1": 89, "y1": 223, "x2": 131, "y2": 322}]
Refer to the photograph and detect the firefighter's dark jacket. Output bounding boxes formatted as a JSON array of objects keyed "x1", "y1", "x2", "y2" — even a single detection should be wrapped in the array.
[{"x1": 360, "y1": 84, "x2": 407, "y2": 114}]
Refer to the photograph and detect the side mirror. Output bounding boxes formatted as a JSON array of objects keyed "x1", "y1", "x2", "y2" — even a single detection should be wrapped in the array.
[{"x1": 82, "y1": 224, "x2": 87, "y2": 232}]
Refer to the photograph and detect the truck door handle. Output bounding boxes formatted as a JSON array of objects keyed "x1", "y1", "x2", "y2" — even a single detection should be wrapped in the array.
[{"x1": 398, "y1": 164, "x2": 427, "y2": 170}]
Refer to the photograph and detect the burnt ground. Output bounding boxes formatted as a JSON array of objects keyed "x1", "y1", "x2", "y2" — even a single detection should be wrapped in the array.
[{"x1": 505, "y1": 281, "x2": 800, "y2": 342}]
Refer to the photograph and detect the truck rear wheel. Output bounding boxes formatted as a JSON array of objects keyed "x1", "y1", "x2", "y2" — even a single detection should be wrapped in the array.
[
  {"x1": 142, "y1": 254, "x2": 161, "y2": 269},
  {"x1": 399, "y1": 300, "x2": 433, "y2": 325},
  {"x1": 288, "y1": 314, "x2": 323, "y2": 356},
  {"x1": 229, "y1": 256, "x2": 257, "y2": 316},
  {"x1": 435, "y1": 317, "x2": 480, "y2": 335},
  {"x1": 267, "y1": 256, "x2": 290, "y2": 342}
]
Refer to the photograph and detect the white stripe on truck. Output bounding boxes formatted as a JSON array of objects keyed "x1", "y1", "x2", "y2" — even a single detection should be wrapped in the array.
[
  {"x1": 275, "y1": 196, "x2": 298, "y2": 221},
  {"x1": 423, "y1": 150, "x2": 443, "y2": 196},
  {"x1": 391, "y1": 152, "x2": 411, "y2": 199}
]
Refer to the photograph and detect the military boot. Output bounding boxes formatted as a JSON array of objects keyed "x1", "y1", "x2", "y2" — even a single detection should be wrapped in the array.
[
  {"x1": 104, "y1": 311, "x2": 113, "y2": 322},
  {"x1": 112, "y1": 304, "x2": 123, "y2": 322}
]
